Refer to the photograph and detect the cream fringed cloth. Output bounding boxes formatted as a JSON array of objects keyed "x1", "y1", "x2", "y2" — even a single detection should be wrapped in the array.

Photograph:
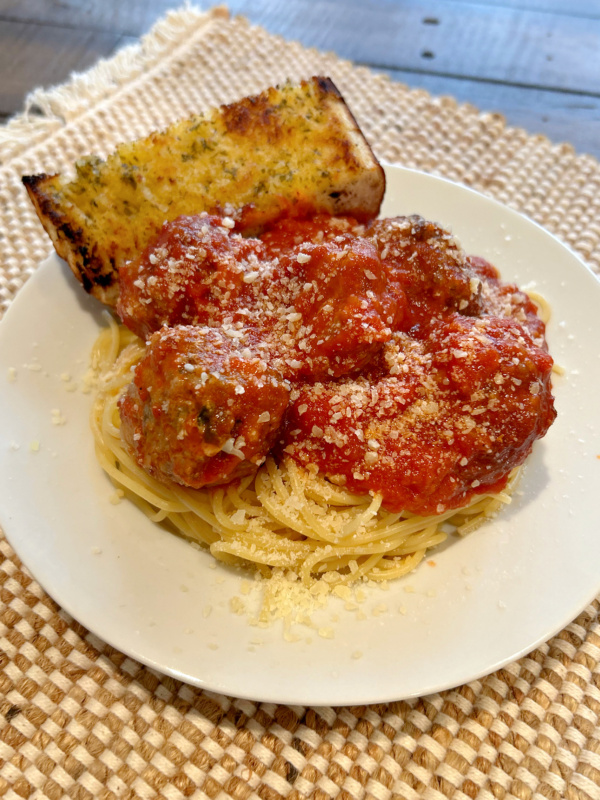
[{"x1": 1, "y1": 7, "x2": 600, "y2": 800}]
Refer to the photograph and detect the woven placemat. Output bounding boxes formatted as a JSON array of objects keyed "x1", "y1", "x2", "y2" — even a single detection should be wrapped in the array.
[{"x1": 1, "y1": 6, "x2": 600, "y2": 799}]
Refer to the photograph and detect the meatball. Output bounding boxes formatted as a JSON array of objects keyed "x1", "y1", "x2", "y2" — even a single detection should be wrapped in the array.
[
  {"x1": 280, "y1": 314, "x2": 555, "y2": 516},
  {"x1": 423, "y1": 314, "x2": 556, "y2": 496},
  {"x1": 119, "y1": 326, "x2": 290, "y2": 488},
  {"x1": 468, "y1": 256, "x2": 548, "y2": 347},
  {"x1": 260, "y1": 215, "x2": 406, "y2": 379},
  {"x1": 367, "y1": 215, "x2": 484, "y2": 326},
  {"x1": 117, "y1": 214, "x2": 266, "y2": 340}
]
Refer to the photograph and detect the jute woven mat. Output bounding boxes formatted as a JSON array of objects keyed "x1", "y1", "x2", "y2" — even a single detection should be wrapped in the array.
[{"x1": 1, "y1": 6, "x2": 600, "y2": 799}]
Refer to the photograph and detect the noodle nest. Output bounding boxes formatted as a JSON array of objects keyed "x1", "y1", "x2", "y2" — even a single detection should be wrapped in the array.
[{"x1": 90, "y1": 315, "x2": 519, "y2": 589}]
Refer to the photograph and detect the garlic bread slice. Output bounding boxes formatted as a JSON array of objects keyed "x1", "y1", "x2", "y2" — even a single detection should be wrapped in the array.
[{"x1": 23, "y1": 77, "x2": 385, "y2": 306}]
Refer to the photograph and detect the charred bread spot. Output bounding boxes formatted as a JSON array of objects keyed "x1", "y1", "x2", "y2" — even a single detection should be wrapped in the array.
[
  {"x1": 80, "y1": 271, "x2": 93, "y2": 293},
  {"x1": 315, "y1": 76, "x2": 341, "y2": 99},
  {"x1": 94, "y1": 271, "x2": 117, "y2": 289},
  {"x1": 222, "y1": 93, "x2": 282, "y2": 142},
  {"x1": 59, "y1": 222, "x2": 84, "y2": 243},
  {"x1": 22, "y1": 173, "x2": 50, "y2": 191}
]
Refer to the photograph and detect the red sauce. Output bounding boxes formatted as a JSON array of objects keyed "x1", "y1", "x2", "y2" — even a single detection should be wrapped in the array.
[{"x1": 117, "y1": 212, "x2": 556, "y2": 512}]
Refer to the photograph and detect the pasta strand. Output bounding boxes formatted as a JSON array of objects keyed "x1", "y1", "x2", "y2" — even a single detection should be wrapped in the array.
[{"x1": 90, "y1": 323, "x2": 520, "y2": 587}]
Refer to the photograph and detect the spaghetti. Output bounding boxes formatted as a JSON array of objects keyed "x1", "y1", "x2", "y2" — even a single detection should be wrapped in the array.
[{"x1": 91, "y1": 315, "x2": 521, "y2": 587}]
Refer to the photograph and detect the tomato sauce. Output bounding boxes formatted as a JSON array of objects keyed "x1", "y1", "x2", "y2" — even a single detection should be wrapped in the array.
[{"x1": 117, "y1": 212, "x2": 556, "y2": 511}]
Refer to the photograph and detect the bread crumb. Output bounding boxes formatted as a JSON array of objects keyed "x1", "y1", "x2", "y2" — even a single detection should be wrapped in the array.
[
  {"x1": 29, "y1": 440, "x2": 40, "y2": 452},
  {"x1": 333, "y1": 584, "x2": 352, "y2": 601},
  {"x1": 7, "y1": 367, "x2": 17, "y2": 382},
  {"x1": 231, "y1": 508, "x2": 246, "y2": 525},
  {"x1": 80, "y1": 369, "x2": 98, "y2": 394},
  {"x1": 318, "y1": 627, "x2": 334, "y2": 639},
  {"x1": 372, "y1": 603, "x2": 388, "y2": 617},
  {"x1": 230, "y1": 596, "x2": 246, "y2": 615},
  {"x1": 51, "y1": 409, "x2": 67, "y2": 426}
]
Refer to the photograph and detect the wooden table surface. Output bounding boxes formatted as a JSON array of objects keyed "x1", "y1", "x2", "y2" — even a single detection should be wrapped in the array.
[{"x1": 0, "y1": 0, "x2": 599, "y2": 159}]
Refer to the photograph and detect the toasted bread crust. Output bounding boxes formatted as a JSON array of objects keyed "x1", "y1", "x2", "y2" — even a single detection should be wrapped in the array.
[
  {"x1": 23, "y1": 77, "x2": 385, "y2": 306},
  {"x1": 23, "y1": 173, "x2": 112, "y2": 296}
]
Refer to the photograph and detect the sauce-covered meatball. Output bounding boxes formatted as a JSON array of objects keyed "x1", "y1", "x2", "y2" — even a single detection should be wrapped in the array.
[
  {"x1": 281, "y1": 313, "x2": 555, "y2": 516},
  {"x1": 367, "y1": 215, "x2": 484, "y2": 326},
  {"x1": 260, "y1": 215, "x2": 406, "y2": 379},
  {"x1": 468, "y1": 255, "x2": 548, "y2": 348},
  {"x1": 117, "y1": 214, "x2": 265, "y2": 340},
  {"x1": 119, "y1": 326, "x2": 290, "y2": 488}
]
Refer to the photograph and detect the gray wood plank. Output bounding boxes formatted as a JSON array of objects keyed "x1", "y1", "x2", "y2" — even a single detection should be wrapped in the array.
[
  {"x1": 378, "y1": 67, "x2": 600, "y2": 158},
  {"x1": 1, "y1": 1, "x2": 598, "y2": 95},
  {"x1": 0, "y1": 20, "x2": 136, "y2": 116},
  {"x1": 3, "y1": 0, "x2": 600, "y2": 33},
  {"x1": 0, "y1": 0, "x2": 597, "y2": 163},
  {"x1": 207, "y1": 0, "x2": 600, "y2": 96},
  {"x1": 454, "y1": 0, "x2": 600, "y2": 17},
  {"x1": 0, "y1": 0, "x2": 178, "y2": 36}
]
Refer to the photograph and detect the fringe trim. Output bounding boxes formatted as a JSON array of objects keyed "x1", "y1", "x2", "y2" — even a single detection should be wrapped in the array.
[{"x1": 0, "y1": 4, "x2": 230, "y2": 164}]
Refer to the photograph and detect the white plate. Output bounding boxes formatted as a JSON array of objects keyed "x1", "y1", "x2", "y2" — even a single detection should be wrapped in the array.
[{"x1": 1, "y1": 166, "x2": 599, "y2": 705}]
